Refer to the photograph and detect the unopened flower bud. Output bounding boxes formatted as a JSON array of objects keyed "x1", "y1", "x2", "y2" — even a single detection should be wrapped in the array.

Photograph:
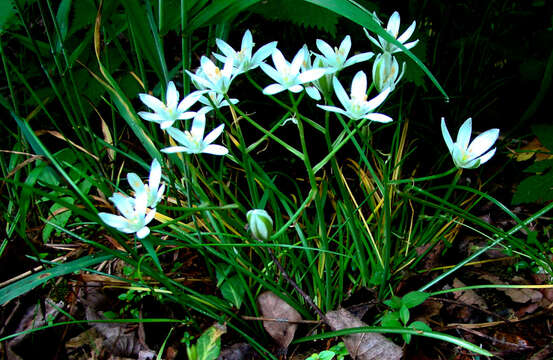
[
  {"x1": 247, "y1": 209, "x2": 273, "y2": 241},
  {"x1": 372, "y1": 52, "x2": 404, "y2": 93}
]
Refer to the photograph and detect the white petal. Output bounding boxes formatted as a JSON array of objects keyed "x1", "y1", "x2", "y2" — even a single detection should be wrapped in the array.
[
  {"x1": 166, "y1": 81, "x2": 179, "y2": 110},
  {"x1": 333, "y1": 76, "x2": 350, "y2": 110},
  {"x1": 476, "y1": 148, "x2": 496, "y2": 166},
  {"x1": 305, "y1": 86, "x2": 321, "y2": 100},
  {"x1": 161, "y1": 146, "x2": 190, "y2": 153},
  {"x1": 111, "y1": 194, "x2": 134, "y2": 219},
  {"x1": 351, "y1": 71, "x2": 368, "y2": 98},
  {"x1": 241, "y1": 30, "x2": 253, "y2": 51},
  {"x1": 177, "y1": 111, "x2": 196, "y2": 120},
  {"x1": 251, "y1": 41, "x2": 278, "y2": 65},
  {"x1": 467, "y1": 128, "x2": 499, "y2": 157},
  {"x1": 149, "y1": 159, "x2": 161, "y2": 193},
  {"x1": 190, "y1": 112, "x2": 206, "y2": 140},
  {"x1": 99, "y1": 213, "x2": 129, "y2": 230},
  {"x1": 259, "y1": 63, "x2": 282, "y2": 83},
  {"x1": 160, "y1": 120, "x2": 175, "y2": 129},
  {"x1": 317, "y1": 104, "x2": 350, "y2": 118},
  {"x1": 288, "y1": 84, "x2": 304, "y2": 93},
  {"x1": 134, "y1": 190, "x2": 148, "y2": 215},
  {"x1": 263, "y1": 83, "x2": 286, "y2": 95},
  {"x1": 203, "y1": 144, "x2": 229, "y2": 155},
  {"x1": 456, "y1": 118, "x2": 473, "y2": 150},
  {"x1": 166, "y1": 127, "x2": 189, "y2": 146},
  {"x1": 387, "y1": 11, "x2": 401, "y2": 37},
  {"x1": 203, "y1": 123, "x2": 225, "y2": 145},
  {"x1": 216, "y1": 38, "x2": 236, "y2": 58},
  {"x1": 366, "y1": 87, "x2": 390, "y2": 110},
  {"x1": 398, "y1": 20, "x2": 416, "y2": 43},
  {"x1": 138, "y1": 112, "x2": 163, "y2": 122},
  {"x1": 290, "y1": 49, "x2": 305, "y2": 74},
  {"x1": 144, "y1": 208, "x2": 156, "y2": 225},
  {"x1": 139, "y1": 93, "x2": 166, "y2": 113},
  {"x1": 365, "y1": 113, "x2": 393, "y2": 123},
  {"x1": 127, "y1": 173, "x2": 144, "y2": 194},
  {"x1": 136, "y1": 226, "x2": 150, "y2": 239},
  {"x1": 272, "y1": 49, "x2": 288, "y2": 74},
  {"x1": 364, "y1": 28, "x2": 384, "y2": 51},
  {"x1": 340, "y1": 35, "x2": 352, "y2": 57},
  {"x1": 316, "y1": 39, "x2": 336, "y2": 61},
  {"x1": 344, "y1": 52, "x2": 374, "y2": 67},
  {"x1": 440, "y1": 118, "x2": 454, "y2": 153},
  {"x1": 177, "y1": 90, "x2": 204, "y2": 112},
  {"x1": 298, "y1": 68, "x2": 326, "y2": 83},
  {"x1": 402, "y1": 40, "x2": 419, "y2": 51}
]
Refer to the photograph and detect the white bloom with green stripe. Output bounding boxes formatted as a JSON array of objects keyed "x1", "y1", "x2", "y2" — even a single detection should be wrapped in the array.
[{"x1": 247, "y1": 209, "x2": 273, "y2": 242}]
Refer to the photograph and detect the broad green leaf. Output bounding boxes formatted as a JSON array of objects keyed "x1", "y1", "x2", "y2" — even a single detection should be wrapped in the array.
[
  {"x1": 399, "y1": 304, "x2": 409, "y2": 324},
  {"x1": 194, "y1": 323, "x2": 226, "y2": 360},
  {"x1": 0, "y1": 254, "x2": 113, "y2": 304},
  {"x1": 532, "y1": 124, "x2": 553, "y2": 152},
  {"x1": 410, "y1": 321, "x2": 432, "y2": 332},
  {"x1": 512, "y1": 170, "x2": 553, "y2": 205},
  {"x1": 401, "y1": 291, "x2": 429, "y2": 309},
  {"x1": 42, "y1": 198, "x2": 74, "y2": 243},
  {"x1": 220, "y1": 275, "x2": 245, "y2": 309},
  {"x1": 56, "y1": 0, "x2": 72, "y2": 43}
]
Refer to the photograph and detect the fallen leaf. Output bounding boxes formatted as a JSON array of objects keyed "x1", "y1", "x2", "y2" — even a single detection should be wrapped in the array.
[
  {"x1": 217, "y1": 342, "x2": 252, "y2": 360},
  {"x1": 479, "y1": 274, "x2": 542, "y2": 303},
  {"x1": 452, "y1": 278, "x2": 488, "y2": 309},
  {"x1": 325, "y1": 308, "x2": 402, "y2": 360},
  {"x1": 257, "y1": 291, "x2": 302, "y2": 349}
]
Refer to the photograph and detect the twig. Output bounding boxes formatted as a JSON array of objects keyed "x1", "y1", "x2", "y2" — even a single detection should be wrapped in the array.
[{"x1": 242, "y1": 315, "x2": 320, "y2": 324}]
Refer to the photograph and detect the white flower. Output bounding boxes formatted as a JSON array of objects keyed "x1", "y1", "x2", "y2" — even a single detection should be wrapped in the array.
[
  {"x1": 198, "y1": 92, "x2": 239, "y2": 115},
  {"x1": 126, "y1": 158, "x2": 165, "y2": 208},
  {"x1": 260, "y1": 48, "x2": 327, "y2": 95},
  {"x1": 441, "y1": 117, "x2": 499, "y2": 169},
  {"x1": 317, "y1": 71, "x2": 392, "y2": 122},
  {"x1": 315, "y1": 35, "x2": 374, "y2": 73},
  {"x1": 298, "y1": 45, "x2": 327, "y2": 101},
  {"x1": 213, "y1": 29, "x2": 277, "y2": 74},
  {"x1": 98, "y1": 191, "x2": 155, "y2": 239},
  {"x1": 162, "y1": 112, "x2": 228, "y2": 156},
  {"x1": 372, "y1": 52, "x2": 404, "y2": 93},
  {"x1": 364, "y1": 11, "x2": 418, "y2": 54},
  {"x1": 187, "y1": 56, "x2": 236, "y2": 94},
  {"x1": 138, "y1": 81, "x2": 203, "y2": 130},
  {"x1": 247, "y1": 209, "x2": 273, "y2": 242}
]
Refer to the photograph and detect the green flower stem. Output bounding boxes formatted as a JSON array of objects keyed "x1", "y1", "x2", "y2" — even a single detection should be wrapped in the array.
[
  {"x1": 229, "y1": 99, "x2": 304, "y2": 160},
  {"x1": 245, "y1": 73, "x2": 325, "y2": 133},
  {"x1": 389, "y1": 167, "x2": 458, "y2": 184},
  {"x1": 419, "y1": 197, "x2": 553, "y2": 291}
]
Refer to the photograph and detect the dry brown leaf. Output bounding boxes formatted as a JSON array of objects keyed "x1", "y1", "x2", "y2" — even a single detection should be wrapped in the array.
[
  {"x1": 479, "y1": 274, "x2": 543, "y2": 303},
  {"x1": 325, "y1": 308, "x2": 402, "y2": 360},
  {"x1": 452, "y1": 278, "x2": 488, "y2": 309},
  {"x1": 257, "y1": 291, "x2": 302, "y2": 349}
]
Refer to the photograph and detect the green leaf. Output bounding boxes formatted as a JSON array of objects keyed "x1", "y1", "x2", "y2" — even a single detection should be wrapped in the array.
[
  {"x1": 141, "y1": 237, "x2": 163, "y2": 272},
  {"x1": 401, "y1": 291, "x2": 429, "y2": 309},
  {"x1": 380, "y1": 312, "x2": 401, "y2": 328},
  {"x1": 532, "y1": 124, "x2": 553, "y2": 151},
  {"x1": 56, "y1": 0, "x2": 72, "y2": 43},
  {"x1": 250, "y1": 0, "x2": 339, "y2": 37},
  {"x1": 399, "y1": 304, "x2": 409, "y2": 324},
  {"x1": 194, "y1": 323, "x2": 226, "y2": 360},
  {"x1": 383, "y1": 295, "x2": 402, "y2": 309},
  {"x1": 220, "y1": 275, "x2": 245, "y2": 309},
  {"x1": 410, "y1": 321, "x2": 432, "y2": 332},
  {"x1": 0, "y1": 253, "x2": 113, "y2": 304},
  {"x1": 42, "y1": 198, "x2": 74, "y2": 243},
  {"x1": 512, "y1": 170, "x2": 553, "y2": 205},
  {"x1": 524, "y1": 159, "x2": 553, "y2": 173}
]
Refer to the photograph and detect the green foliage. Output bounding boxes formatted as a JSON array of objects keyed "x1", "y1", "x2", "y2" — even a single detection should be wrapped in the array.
[
  {"x1": 305, "y1": 342, "x2": 348, "y2": 360},
  {"x1": 250, "y1": 0, "x2": 340, "y2": 37},
  {"x1": 186, "y1": 324, "x2": 226, "y2": 360},
  {"x1": 382, "y1": 291, "x2": 431, "y2": 343},
  {"x1": 513, "y1": 124, "x2": 553, "y2": 204}
]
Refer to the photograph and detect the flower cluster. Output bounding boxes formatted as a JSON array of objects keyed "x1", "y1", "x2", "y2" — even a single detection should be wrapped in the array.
[
  {"x1": 100, "y1": 17, "x2": 499, "y2": 242},
  {"x1": 98, "y1": 159, "x2": 165, "y2": 239}
]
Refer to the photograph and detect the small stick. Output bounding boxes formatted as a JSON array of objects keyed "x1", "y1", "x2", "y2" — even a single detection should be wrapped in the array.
[{"x1": 242, "y1": 315, "x2": 321, "y2": 324}]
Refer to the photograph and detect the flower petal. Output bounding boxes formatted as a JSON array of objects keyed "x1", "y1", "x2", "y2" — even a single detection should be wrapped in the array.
[
  {"x1": 476, "y1": 148, "x2": 496, "y2": 166},
  {"x1": 398, "y1": 20, "x2": 416, "y2": 43},
  {"x1": 467, "y1": 128, "x2": 499, "y2": 157},
  {"x1": 366, "y1": 87, "x2": 390, "y2": 110},
  {"x1": 456, "y1": 118, "x2": 473, "y2": 150},
  {"x1": 127, "y1": 172, "x2": 144, "y2": 194},
  {"x1": 317, "y1": 104, "x2": 350, "y2": 118},
  {"x1": 149, "y1": 159, "x2": 161, "y2": 194},
  {"x1": 99, "y1": 213, "x2": 129, "y2": 230},
  {"x1": 216, "y1": 38, "x2": 236, "y2": 58},
  {"x1": 166, "y1": 127, "x2": 190, "y2": 146},
  {"x1": 344, "y1": 52, "x2": 374, "y2": 67},
  {"x1": 190, "y1": 112, "x2": 206, "y2": 140},
  {"x1": 350, "y1": 71, "x2": 368, "y2": 99},
  {"x1": 260, "y1": 63, "x2": 282, "y2": 83},
  {"x1": 139, "y1": 93, "x2": 166, "y2": 113},
  {"x1": 161, "y1": 146, "x2": 190, "y2": 153},
  {"x1": 387, "y1": 11, "x2": 401, "y2": 37},
  {"x1": 166, "y1": 81, "x2": 179, "y2": 110},
  {"x1": 203, "y1": 144, "x2": 229, "y2": 156},
  {"x1": 316, "y1": 39, "x2": 336, "y2": 61},
  {"x1": 251, "y1": 41, "x2": 278, "y2": 65},
  {"x1": 272, "y1": 49, "x2": 288, "y2": 74},
  {"x1": 177, "y1": 90, "x2": 204, "y2": 112},
  {"x1": 440, "y1": 117, "x2": 454, "y2": 153},
  {"x1": 203, "y1": 124, "x2": 225, "y2": 145},
  {"x1": 136, "y1": 226, "x2": 150, "y2": 239},
  {"x1": 138, "y1": 112, "x2": 163, "y2": 123},
  {"x1": 298, "y1": 68, "x2": 326, "y2": 83},
  {"x1": 365, "y1": 113, "x2": 393, "y2": 123},
  {"x1": 263, "y1": 83, "x2": 286, "y2": 95}
]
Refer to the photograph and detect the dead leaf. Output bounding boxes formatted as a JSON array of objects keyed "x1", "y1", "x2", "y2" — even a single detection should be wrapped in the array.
[
  {"x1": 257, "y1": 291, "x2": 302, "y2": 349},
  {"x1": 325, "y1": 308, "x2": 402, "y2": 360},
  {"x1": 217, "y1": 342, "x2": 252, "y2": 360},
  {"x1": 507, "y1": 137, "x2": 553, "y2": 162},
  {"x1": 452, "y1": 278, "x2": 488, "y2": 309},
  {"x1": 479, "y1": 274, "x2": 543, "y2": 303}
]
